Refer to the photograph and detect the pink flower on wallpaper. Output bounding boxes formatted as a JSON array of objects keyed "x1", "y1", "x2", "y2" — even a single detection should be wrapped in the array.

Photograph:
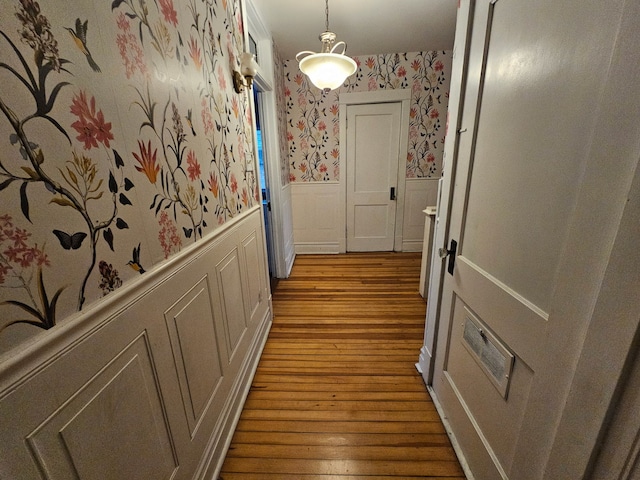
[
  {"x1": 231, "y1": 95, "x2": 239, "y2": 118},
  {"x1": 434, "y1": 60, "x2": 444, "y2": 71},
  {"x1": 397, "y1": 66, "x2": 407, "y2": 78},
  {"x1": 241, "y1": 188, "x2": 249, "y2": 206},
  {"x1": 0, "y1": 215, "x2": 49, "y2": 285},
  {"x1": 409, "y1": 125, "x2": 418, "y2": 141},
  {"x1": 430, "y1": 109, "x2": 439, "y2": 119},
  {"x1": 116, "y1": 11, "x2": 129, "y2": 31},
  {"x1": 329, "y1": 104, "x2": 339, "y2": 116},
  {"x1": 115, "y1": 13, "x2": 147, "y2": 79},
  {"x1": 201, "y1": 98, "x2": 214, "y2": 135},
  {"x1": 426, "y1": 153, "x2": 436, "y2": 163},
  {"x1": 297, "y1": 120, "x2": 305, "y2": 131},
  {"x1": 332, "y1": 123, "x2": 339, "y2": 136},
  {"x1": 217, "y1": 65, "x2": 227, "y2": 90},
  {"x1": 297, "y1": 94, "x2": 306, "y2": 108},
  {"x1": 410, "y1": 107, "x2": 418, "y2": 119},
  {"x1": 407, "y1": 152, "x2": 415, "y2": 162},
  {"x1": 318, "y1": 121, "x2": 326, "y2": 131},
  {"x1": 365, "y1": 57, "x2": 375, "y2": 69},
  {"x1": 289, "y1": 173, "x2": 296, "y2": 182},
  {"x1": 368, "y1": 77, "x2": 378, "y2": 90},
  {"x1": 412, "y1": 81, "x2": 421, "y2": 94},
  {"x1": 189, "y1": 36, "x2": 202, "y2": 70},
  {"x1": 294, "y1": 74, "x2": 303, "y2": 85},
  {"x1": 226, "y1": 33, "x2": 235, "y2": 65},
  {"x1": 186, "y1": 150, "x2": 201, "y2": 181},
  {"x1": 208, "y1": 172, "x2": 219, "y2": 198},
  {"x1": 236, "y1": 9, "x2": 243, "y2": 35},
  {"x1": 330, "y1": 148, "x2": 339, "y2": 159},
  {"x1": 158, "y1": 0, "x2": 178, "y2": 26},
  {"x1": 230, "y1": 173, "x2": 238, "y2": 193},
  {"x1": 411, "y1": 59, "x2": 421, "y2": 71},
  {"x1": 319, "y1": 164, "x2": 327, "y2": 173},
  {"x1": 237, "y1": 138, "x2": 245, "y2": 162},
  {"x1": 299, "y1": 163, "x2": 307, "y2": 173},
  {"x1": 70, "y1": 91, "x2": 114, "y2": 150},
  {"x1": 158, "y1": 211, "x2": 182, "y2": 259},
  {"x1": 286, "y1": 131, "x2": 294, "y2": 142},
  {"x1": 300, "y1": 139, "x2": 308, "y2": 150},
  {"x1": 284, "y1": 86, "x2": 291, "y2": 97}
]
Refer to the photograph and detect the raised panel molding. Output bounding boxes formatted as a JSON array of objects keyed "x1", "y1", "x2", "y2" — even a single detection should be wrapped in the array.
[
  {"x1": 0, "y1": 207, "x2": 272, "y2": 480},
  {"x1": 164, "y1": 276, "x2": 224, "y2": 438},
  {"x1": 216, "y1": 248, "x2": 248, "y2": 362},
  {"x1": 402, "y1": 178, "x2": 439, "y2": 252},
  {"x1": 27, "y1": 334, "x2": 177, "y2": 480},
  {"x1": 241, "y1": 230, "x2": 264, "y2": 324}
]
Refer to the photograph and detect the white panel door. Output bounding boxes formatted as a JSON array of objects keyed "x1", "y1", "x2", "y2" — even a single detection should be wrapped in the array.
[
  {"x1": 346, "y1": 102, "x2": 401, "y2": 251},
  {"x1": 431, "y1": 0, "x2": 632, "y2": 478}
]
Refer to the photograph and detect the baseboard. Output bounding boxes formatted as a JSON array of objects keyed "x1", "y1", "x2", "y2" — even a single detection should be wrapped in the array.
[
  {"x1": 402, "y1": 239, "x2": 424, "y2": 252},
  {"x1": 294, "y1": 242, "x2": 341, "y2": 254},
  {"x1": 428, "y1": 385, "x2": 476, "y2": 480},
  {"x1": 200, "y1": 308, "x2": 272, "y2": 479},
  {"x1": 416, "y1": 345, "x2": 432, "y2": 385}
]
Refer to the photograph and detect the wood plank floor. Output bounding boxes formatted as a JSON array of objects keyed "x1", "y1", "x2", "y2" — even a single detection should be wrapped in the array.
[{"x1": 219, "y1": 252, "x2": 465, "y2": 479}]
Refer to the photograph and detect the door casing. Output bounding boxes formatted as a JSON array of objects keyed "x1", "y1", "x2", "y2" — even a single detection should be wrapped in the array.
[{"x1": 338, "y1": 90, "x2": 411, "y2": 253}]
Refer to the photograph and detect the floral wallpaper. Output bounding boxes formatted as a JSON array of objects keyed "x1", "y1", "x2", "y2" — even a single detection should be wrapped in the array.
[
  {"x1": 284, "y1": 51, "x2": 452, "y2": 182},
  {"x1": 272, "y1": 40, "x2": 290, "y2": 187},
  {"x1": 0, "y1": 0, "x2": 257, "y2": 353}
]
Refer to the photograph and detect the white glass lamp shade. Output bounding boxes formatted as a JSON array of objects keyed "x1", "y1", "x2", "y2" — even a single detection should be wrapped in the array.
[{"x1": 299, "y1": 53, "x2": 357, "y2": 90}]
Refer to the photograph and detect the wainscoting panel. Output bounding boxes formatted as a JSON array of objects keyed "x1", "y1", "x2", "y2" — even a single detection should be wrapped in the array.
[
  {"x1": 241, "y1": 230, "x2": 264, "y2": 325},
  {"x1": 291, "y1": 182, "x2": 343, "y2": 253},
  {"x1": 216, "y1": 247, "x2": 248, "y2": 363},
  {"x1": 0, "y1": 207, "x2": 271, "y2": 480},
  {"x1": 402, "y1": 178, "x2": 439, "y2": 251},
  {"x1": 164, "y1": 277, "x2": 223, "y2": 438},
  {"x1": 27, "y1": 334, "x2": 177, "y2": 480}
]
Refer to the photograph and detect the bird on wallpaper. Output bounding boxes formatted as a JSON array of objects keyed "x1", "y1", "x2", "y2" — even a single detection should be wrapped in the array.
[
  {"x1": 185, "y1": 109, "x2": 197, "y2": 136},
  {"x1": 65, "y1": 18, "x2": 101, "y2": 72},
  {"x1": 127, "y1": 243, "x2": 146, "y2": 274}
]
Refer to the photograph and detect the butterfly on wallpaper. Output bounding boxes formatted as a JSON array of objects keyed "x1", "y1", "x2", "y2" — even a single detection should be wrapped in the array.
[{"x1": 52, "y1": 230, "x2": 87, "y2": 250}]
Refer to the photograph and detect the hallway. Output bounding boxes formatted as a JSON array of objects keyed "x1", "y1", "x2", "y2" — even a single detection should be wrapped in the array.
[{"x1": 219, "y1": 252, "x2": 465, "y2": 479}]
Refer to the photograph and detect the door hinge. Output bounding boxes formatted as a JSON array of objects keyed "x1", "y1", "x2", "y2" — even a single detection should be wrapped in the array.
[{"x1": 438, "y1": 239, "x2": 458, "y2": 275}]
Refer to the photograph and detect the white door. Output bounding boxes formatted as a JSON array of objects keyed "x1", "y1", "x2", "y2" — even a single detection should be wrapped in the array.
[
  {"x1": 431, "y1": 0, "x2": 637, "y2": 478},
  {"x1": 346, "y1": 102, "x2": 401, "y2": 251}
]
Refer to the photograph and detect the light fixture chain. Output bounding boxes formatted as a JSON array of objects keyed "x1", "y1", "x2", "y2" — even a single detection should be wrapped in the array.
[{"x1": 325, "y1": 0, "x2": 329, "y2": 32}]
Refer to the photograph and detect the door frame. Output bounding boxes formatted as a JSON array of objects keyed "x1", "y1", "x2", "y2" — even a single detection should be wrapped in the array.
[
  {"x1": 419, "y1": 0, "x2": 474, "y2": 384},
  {"x1": 338, "y1": 90, "x2": 411, "y2": 253},
  {"x1": 245, "y1": 0, "x2": 295, "y2": 278}
]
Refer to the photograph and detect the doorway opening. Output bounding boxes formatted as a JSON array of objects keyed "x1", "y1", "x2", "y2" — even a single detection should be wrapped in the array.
[{"x1": 253, "y1": 88, "x2": 278, "y2": 290}]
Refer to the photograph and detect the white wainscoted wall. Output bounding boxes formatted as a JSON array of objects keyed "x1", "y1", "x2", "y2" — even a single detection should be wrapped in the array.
[
  {"x1": 0, "y1": 208, "x2": 271, "y2": 479},
  {"x1": 292, "y1": 183, "x2": 344, "y2": 254},
  {"x1": 402, "y1": 178, "x2": 440, "y2": 251},
  {"x1": 291, "y1": 179, "x2": 439, "y2": 253}
]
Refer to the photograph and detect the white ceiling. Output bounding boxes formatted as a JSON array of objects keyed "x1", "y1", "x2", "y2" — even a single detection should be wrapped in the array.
[{"x1": 249, "y1": 0, "x2": 458, "y2": 60}]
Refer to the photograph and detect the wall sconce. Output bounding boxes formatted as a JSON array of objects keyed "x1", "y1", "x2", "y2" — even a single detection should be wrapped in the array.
[{"x1": 233, "y1": 52, "x2": 259, "y2": 93}]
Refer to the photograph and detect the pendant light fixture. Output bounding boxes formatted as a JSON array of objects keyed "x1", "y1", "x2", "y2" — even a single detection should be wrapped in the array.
[{"x1": 296, "y1": 0, "x2": 357, "y2": 92}]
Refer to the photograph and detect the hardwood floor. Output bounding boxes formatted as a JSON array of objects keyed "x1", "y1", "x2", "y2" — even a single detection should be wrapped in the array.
[{"x1": 219, "y1": 252, "x2": 466, "y2": 479}]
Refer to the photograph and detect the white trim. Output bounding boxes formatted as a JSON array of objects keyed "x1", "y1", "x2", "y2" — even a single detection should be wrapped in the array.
[
  {"x1": 338, "y1": 89, "x2": 411, "y2": 253},
  {"x1": 246, "y1": 0, "x2": 295, "y2": 279},
  {"x1": 0, "y1": 206, "x2": 263, "y2": 391}
]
